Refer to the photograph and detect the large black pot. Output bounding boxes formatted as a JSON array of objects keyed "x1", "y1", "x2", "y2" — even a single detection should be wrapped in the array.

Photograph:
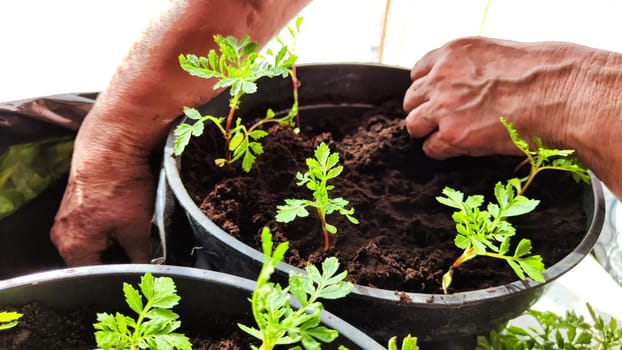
[
  {"x1": 163, "y1": 64, "x2": 606, "y2": 348},
  {"x1": 0, "y1": 264, "x2": 383, "y2": 349}
]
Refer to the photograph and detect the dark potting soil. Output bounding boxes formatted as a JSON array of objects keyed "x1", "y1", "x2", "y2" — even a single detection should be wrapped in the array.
[
  {"x1": 0, "y1": 302, "x2": 256, "y2": 350},
  {"x1": 181, "y1": 102, "x2": 588, "y2": 294}
]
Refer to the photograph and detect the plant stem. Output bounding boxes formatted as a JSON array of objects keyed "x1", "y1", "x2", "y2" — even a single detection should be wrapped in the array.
[
  {"x1": 290, "y1": 64, "x2": 300, "y2": 128},
  {"x1": 224, "y1": 94, "x2": 242, "y2": 164},
  {"x1": 316, "y1": 207, "x2": 330, "y2": 250}
]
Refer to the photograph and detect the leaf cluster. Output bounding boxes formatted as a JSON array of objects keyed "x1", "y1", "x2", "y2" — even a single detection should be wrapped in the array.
[
  {"x1": 437, "y1": 180, "x2": 544, "y2": 293},
  {"x1": 275, "y1": 142, "x2": 358, "y2": 250},
  {"x1": 477, "y1": 303, "x2": 622, "y2": 349},
  {"x1": 174, "y1": 29, "x2": 300, "y2": 173},
  {"x1": 0, "y1": 311, "x2": 22, "y2": 331},
  {"x1": 437, "y1": 118, "x2": 589, "y2": 293},
  {"x1": 93, "y1": 272, "x2": 191, "y2": 350},
  {"x1": 501, "y1": 118, "x2": 590, "y2": 185},
  {"x1": 238, "y1": 227, "x2": 353, "y2": 350}
]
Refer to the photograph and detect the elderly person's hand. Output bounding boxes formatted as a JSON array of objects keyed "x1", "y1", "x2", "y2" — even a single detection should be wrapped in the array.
[
  {"x1": 403, "y1": 36, "x2": 622, "y2": 199},
  {"x1": 51, "y1": 105, "x2": 154, "y2": 266},
  {"x1": 48, "y1": 0, "x2": 310, "y2": 266}
]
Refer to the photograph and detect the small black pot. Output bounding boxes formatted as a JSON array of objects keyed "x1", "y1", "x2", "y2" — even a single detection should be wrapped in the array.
[
  {"x1": 0, "y1": 264, "x2": 383, "y2": 349},
  {"x1": 163, "y1": 64, "x2": 606, "y2": 348}
]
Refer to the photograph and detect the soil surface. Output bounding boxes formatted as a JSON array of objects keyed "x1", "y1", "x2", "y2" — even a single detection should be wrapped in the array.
[
  {"x1": 0, "y1": 302, "x2": 255, "y2": 350},
  {"x1": 181, "y1": 102, "x2": 589, "y2": 294}
]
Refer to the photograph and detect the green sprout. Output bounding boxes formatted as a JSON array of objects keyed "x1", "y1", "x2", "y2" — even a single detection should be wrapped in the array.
[
  {"x1": 437, "y1": 118, "x2": 590, "y2": 293},
  {"x1": 93, "y1": 272, "x2": 191, "y2": 350},
  {"x1": 388, "y1": 334, "x2": 420, "y2": 350},
  {"x1": 0, "y1": 311, "x2": 22, "y2": 331},
  {"x1": 174, "y1": 18, "x2": 303, "y2": 173},
  {"x1": 478, "y1": 303, "x2": 622, "y2": 349},
  {"x1": 275, "y1": 142, "x2": 359, "y2": 251},
  {"x1": 238, "y1": 227, "x2": 353, "y2": 350}
]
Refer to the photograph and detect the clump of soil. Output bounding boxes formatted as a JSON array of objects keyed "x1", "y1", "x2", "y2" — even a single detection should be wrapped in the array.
[{"x1": 181, "y1": 102, "x2": 588, "y2": 293}]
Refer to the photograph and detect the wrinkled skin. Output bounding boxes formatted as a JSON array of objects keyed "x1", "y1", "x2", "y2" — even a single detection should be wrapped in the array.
[
  {"x1": 403, "y1": 36, "x2": 622, "y2": 199},
  {"x1": 50, "y1": 0, "x2": 310, "y2": 266}
]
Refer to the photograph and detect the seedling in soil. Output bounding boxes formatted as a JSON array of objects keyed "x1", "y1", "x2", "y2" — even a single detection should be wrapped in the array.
[
  {"x1": 0, "y1": 311, "x2": 22, "y2": 331},
  {"x1": 238, "y1": 227, "x2": 353, "y2": 350},
  {"x1": 93, "y1": 272, "x2": 191, "y2": 350},
  {"x1": 437, "y1": 118, "x2": 590, "y2": 293},
  {"x1": 275, "y1": 142, "x2": 359, "y2": 250},
  {"x1": 477, "y1": 303, "x2": 622, "y2": 349},
  {"x1": 174, "y1": 18, "x2": 303, "y2": 173}
]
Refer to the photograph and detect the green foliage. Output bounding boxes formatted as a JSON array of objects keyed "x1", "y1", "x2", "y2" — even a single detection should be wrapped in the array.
[
  {"x1": 477, "y1": 303, "x2": 622, "y2": 350},
  {"x1": 388, "y1": 334, "x2": 420, "y2": 350},
  {"x1": 275, "y1": 142, "x2": 359, "y2": 250},
  {"x1": 436, "y1": 182, "x2": 544, "y2": 293},
  {"x1": 0, "y1": 311, "x2": 22, "y2": 331},
  {"x1": 0, "y1": 137, "x2": 73, "y2": 220},
  {"x1": 437, "y1": 118, "x2": 589, "y2": 293},
  {"x1": 238, "y1": 227, "x2": 353, "y2": 350},
  {"x1": 93, "y1": 272, "x2": 191, "y2": 350},
  {"x1": 174, "y1": 18, "x2": 303, "y2": 173},
  {"x1": 500, "y1": 118, "x2": 590, "y2": 186}
]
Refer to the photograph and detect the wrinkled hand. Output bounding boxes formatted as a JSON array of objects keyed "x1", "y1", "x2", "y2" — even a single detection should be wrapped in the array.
[
  {"x1": 403, "y1": 36, "x2": 584, "y2": 159},
  {"x1": 51, "y1": 119, "x2": 154, "y2": 266}
]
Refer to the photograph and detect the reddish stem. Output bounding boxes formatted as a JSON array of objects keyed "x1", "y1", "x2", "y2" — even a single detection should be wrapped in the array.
[
  {"x1": 316, "y1": 207, "x2": 330, "y2": 251},
  {"x1": 223, "y1": 104, "x2": 237, "y2": 164}
]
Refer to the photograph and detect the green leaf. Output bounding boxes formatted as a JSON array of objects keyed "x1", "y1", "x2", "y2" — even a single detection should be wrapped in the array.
[
  {"x1": 229, "y1": 132, "x2": 245, "y2": 151},
  {"x1": 325, "y1": 223, "x2": 337, "y2": 234},
  {"x1": 0, "y1": 311, "x2": 22, "y2": 330},
  {"x1": 513, "y1": 238, "x2": 533, "y2": 258},
  {"x1": 123, "y1": 283, "x2": 143, "y2": 315},
  {"x1": 276, "y1": 199, "x2": 310, "y2": 222},
  {"x1": 504, "y1": 196, "x2": 540, "y2": 217}
]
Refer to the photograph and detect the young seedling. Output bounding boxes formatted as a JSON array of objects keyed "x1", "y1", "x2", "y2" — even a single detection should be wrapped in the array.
[
  {"x1": 388, "y1": 334, "x2": 420, "y2": 350},
  {"x1": 174, "y1": 18, "x2": 303, "y2": 173},
  {"x1": 93, "y1": 272, "x2": 191, "y2": 350},
  {"x1": 275, "y1": 142, "x2": 359, "y2": 251},
  {"x1": 238, "y1": 227, "x2": 353, "y2": 350},
  {"x1": 0, "y1": 311, "x2": 22, "y2": 331},
  {"x1": 437, "y1": 118, "x2": 590, "y2": 294},
  {"x1": 477, "y1": 303, "x2": 622, "y2": 349}
]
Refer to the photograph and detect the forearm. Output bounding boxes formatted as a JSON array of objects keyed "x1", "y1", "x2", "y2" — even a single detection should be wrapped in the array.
[
  {"x1": 534, "y1": 44, "x2": 622, "y2": 198},
  {"x1": 79, "y1": 0, "x2": 310, "y2": 159}
]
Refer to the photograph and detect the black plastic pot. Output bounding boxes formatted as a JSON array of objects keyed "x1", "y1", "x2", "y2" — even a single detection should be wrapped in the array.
[
  {"x1": 0, "y1": 264, "x2": 383, "y2": 349},
  {"x1": 163, "y1": 64, "x2": 606, "y2": 348}
]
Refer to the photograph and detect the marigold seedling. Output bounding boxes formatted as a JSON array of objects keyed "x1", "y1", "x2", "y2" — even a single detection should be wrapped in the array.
[
  {"x1": 0, "y1": 311, "x2": 22, "y2": 331},
  {"x1": 93, "y1": 272, "x2": 191, "y2": 350},
  {"x1": 477, "y1": 303, "x2": 622, "y2": 349},
  {"x1": 388, "y1": 334, "x2": 420, "y2": 350},
  {"x1": 275, "y1": 142, "x2": 359, "y2": 250},
  {"x1": 437, "y1": 118, "x2": 590, "y2": 293},
  {"x1": 174, "y1": 18, "x2": 303, "y2": 173},
  {"x1": 238, "y1": 227, "x2": 353, "y2": 350}
]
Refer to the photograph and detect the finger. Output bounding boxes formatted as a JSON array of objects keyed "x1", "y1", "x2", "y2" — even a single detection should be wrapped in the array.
[
  {"x1": 405, "y1": 101, "x2": 439, "y2": 138},
  {"x1": 50, "y1": 220, "x2": 108, "y2": 266},
  {"x1": 403, "y1": 76, "x2": 429, "y2": 112},
  {"x1": 421, "y1": 131, "x2": 464, "y2": 160},
  {"x1": 410, "y1": 47, "x2": 441, "y2": 81},
  {"x1": 115, "y1": 218, "x2": 152, "y2": 264}
]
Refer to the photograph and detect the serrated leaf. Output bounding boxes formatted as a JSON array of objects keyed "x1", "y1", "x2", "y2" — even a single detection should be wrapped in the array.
[
  {"x1": 513, "y1": 238, "x2": 533, "y2": 258},
  {"x1": 123, "y1": 283, "x2": 143, "y2": 315},
  {"x1": 504, "y1": 196, "x2": 539, "y2": 217}
]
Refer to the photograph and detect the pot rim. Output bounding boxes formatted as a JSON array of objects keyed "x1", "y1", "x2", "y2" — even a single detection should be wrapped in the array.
[{"x1": 163, "y1": 63, "x2": 606, "y2": 306}]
